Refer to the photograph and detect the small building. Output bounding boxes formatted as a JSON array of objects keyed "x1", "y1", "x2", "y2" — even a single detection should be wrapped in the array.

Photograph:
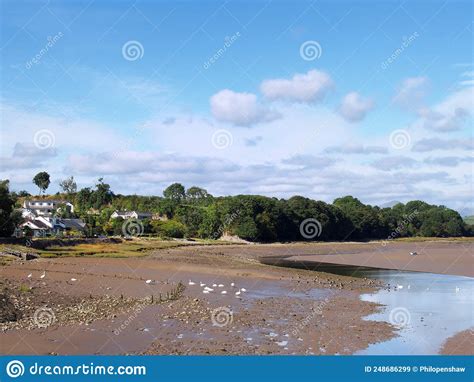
[
  {"x1": 110, "y1": 210, "x2": 153, "y2": 220},
  {"x1": 22, "y1": 199, "x2": 74, "y2": 217},
  {"x1": 19, "y1": 216, "x2": 86, "y2": 237}
]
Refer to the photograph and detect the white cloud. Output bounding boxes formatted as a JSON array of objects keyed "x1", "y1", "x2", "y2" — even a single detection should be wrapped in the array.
[
  {"x1": 418, "y1": 86, "x2": 474, "y2": 132},
  {"x1": 371, "y1": 156, "x2": 417, "y2": 171},
  {"x1": 260, "y1": 69, "x2": 333, "y2": 103},
  {"x1": 412, "y1": 138, "x2": 474, "y2": 152},
  {"x1": 393, "y1": 76, "x2": 429, "y2": 110},
  {"x1": 338, "y1": 92, "x2": 374, "y2": 122},
  {"x1": 210, "y1": 89, "x2": 280, "y2": 126},
  {"x1": 325, "y1": 144, "x2": 387, "y2": 154}
]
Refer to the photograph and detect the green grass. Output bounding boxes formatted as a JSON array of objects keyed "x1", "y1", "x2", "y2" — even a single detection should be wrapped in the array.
[{"x1": 0, "y1": 238, "x2": 189, "y2": 259}]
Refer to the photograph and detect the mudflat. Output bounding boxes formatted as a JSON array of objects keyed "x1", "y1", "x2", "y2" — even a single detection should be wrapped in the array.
[{"x1": 0, "y1": 239, "x2": 472, "y2": 355}]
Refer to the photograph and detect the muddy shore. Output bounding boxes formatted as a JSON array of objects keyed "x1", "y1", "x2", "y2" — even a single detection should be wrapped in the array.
[{"x1": 0, "y1": 239, "x2": 472, "y2": 355}]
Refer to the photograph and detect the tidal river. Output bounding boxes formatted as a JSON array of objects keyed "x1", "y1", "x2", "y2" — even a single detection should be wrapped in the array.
[{"x1": 311, "y1": 265, "x2": 474, "y2": 355}]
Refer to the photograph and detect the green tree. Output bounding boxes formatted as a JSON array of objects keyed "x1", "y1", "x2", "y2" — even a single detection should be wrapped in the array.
[
  {"x1": 59, "y1": 176, "x2": 77, "y2": 194},
  {"x1": 0, "y1": 180, "x2": 22, "y2": 237},
  {"x1": 33, "y1": 171, "x2": 50, "y2": 195},
  {"x1": 163, "y1": 183, "x2": 185, "y2": 203}
]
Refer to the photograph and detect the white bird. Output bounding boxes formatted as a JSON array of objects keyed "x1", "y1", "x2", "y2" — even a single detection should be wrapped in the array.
[
  {"x1": 188, "y1": 280, "x2": 196, "y2": 286},
  {"x1": 27, "y1": 273, "x2": 32, "y2": 278},
  {"x1": 397, "y1": 285, "x2": 403, "y2": 289},
  {"x1": 204, "y1": 287, "x2": 214, "y2": 292},
  {"x1": 410, "y1": 251, "x2": 418, "y2": 256},
  {"x1": 455, "y1": 287, "x2": 460, "y2": 293},
  {"x1": 407, "y1": 285, "x2": 411, "y2": 290},
  {"x1": 145, "y1": 279, "x2": 153, "y2": 284},
  {"x1": 235, "y1": 290, "x2": 241, "y2": 296},
  {"x1": 70, "y1": 278, "x2": 77, "y2": 282},
  {"x1": 230, "y1": 283, "x2": 235, "y2": 287},
  {"x1": 218, "y1": 284, "x2": 224, "y2": 288},
  {"x1": 240, "y1": 288, "x2": 247, "y2": 292},
  {"x1": 40, "y1": 272, "x2": 46, "y2": 279},
  {"x1": 203, "y1": 290, "x2": 210, "y2": 294},
  {"x1": 200, "y1": 282, "x2": 206, "y2": 287},
  {"x1": 221, "y1": 290, "x2": 227, "y2": 294},
  {"x1": 212, "y1": 284, "x2": 218, "y2": 287}
]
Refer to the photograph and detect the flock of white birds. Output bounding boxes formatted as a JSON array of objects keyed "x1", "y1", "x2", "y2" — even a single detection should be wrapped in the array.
[{"x1": 188, "y1": 279, "x2": 247, "y2": 297}]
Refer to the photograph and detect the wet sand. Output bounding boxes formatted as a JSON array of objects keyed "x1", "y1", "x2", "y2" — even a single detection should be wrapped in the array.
[
  {"x1": 0, "y1": 239, "x2": 471, "y2": 355},
  {"x1": 440, "y1": 329, "x2": 474, "y2": 355}
]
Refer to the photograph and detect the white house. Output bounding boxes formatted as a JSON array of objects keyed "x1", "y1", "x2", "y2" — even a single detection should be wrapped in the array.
[
  {"x1": 110, "y1": 210, "x2": 153, "y2": 220},
  {"x1": 19, "y1": 199, "x2": 85, "y2": 237},
  {"x1": 22, "y1": 199, "x2": 74, "y2": 217}
]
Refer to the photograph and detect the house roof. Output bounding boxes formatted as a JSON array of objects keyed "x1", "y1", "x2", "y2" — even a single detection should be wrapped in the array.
[
  {"x1": 60, "y1": 218, "x2": 86, "y2": 230},
  {"x1": 21, "y1": 219, "x2": 50, "y2": 230}
]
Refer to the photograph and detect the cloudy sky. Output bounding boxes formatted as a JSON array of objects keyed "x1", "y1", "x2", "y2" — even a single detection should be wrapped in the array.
[{"x1": 0, "y1": 0, "x2": 473, "y2": 215}]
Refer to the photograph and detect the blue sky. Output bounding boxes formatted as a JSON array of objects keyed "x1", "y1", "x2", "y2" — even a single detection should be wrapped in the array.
[{"x1": 1, "y1": 0, "x2": 473, "y2": 214}]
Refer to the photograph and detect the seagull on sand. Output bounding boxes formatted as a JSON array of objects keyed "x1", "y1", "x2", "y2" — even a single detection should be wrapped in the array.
[
  {"x1": 145, "y1": 279, "x2": 153, "y2": 284},
  {"x1": 27, "y1": 273, "x2": 32, "y2": 278},
  {"x1": 188, "y1": 280, "x2": 196, "y2": 286},
  {"x1": 200, "y1": 282, "x2": 206, "y2": 287},
  {"x1": 70, "y1": 278, "x2": 77, "y2": 282},
  {"x1": 40, "y1": 271, "x2": 46, "y2": 279},
  {"x1": 235, "y1": 290, "x2": 241, "y2": 296},
  {"x1": 221, "y1": 290, "x2": 227, "y2": 294},
  {"x1": 240, "y1": 288, "x2": 247, "y2": 292}
]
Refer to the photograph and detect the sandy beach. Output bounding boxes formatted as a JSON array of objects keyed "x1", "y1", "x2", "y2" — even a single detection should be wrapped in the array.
[{"x1": 0, "y1": 239, "x2": 472, "y2": 355}]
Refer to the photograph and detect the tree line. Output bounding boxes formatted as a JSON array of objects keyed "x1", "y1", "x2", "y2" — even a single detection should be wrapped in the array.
[{"x1": 0, "y1": 172, "x2": 472, "y2": 240}]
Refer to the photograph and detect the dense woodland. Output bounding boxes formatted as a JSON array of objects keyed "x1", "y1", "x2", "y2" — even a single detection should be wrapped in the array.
[{"x1": 1, "y1": 174, "x2": 473, "y2": 241}]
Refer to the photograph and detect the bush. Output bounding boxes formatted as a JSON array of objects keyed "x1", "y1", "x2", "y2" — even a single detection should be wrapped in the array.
[{"x1": 151, "y1": 219, "x2": 186, "y2": 238}]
